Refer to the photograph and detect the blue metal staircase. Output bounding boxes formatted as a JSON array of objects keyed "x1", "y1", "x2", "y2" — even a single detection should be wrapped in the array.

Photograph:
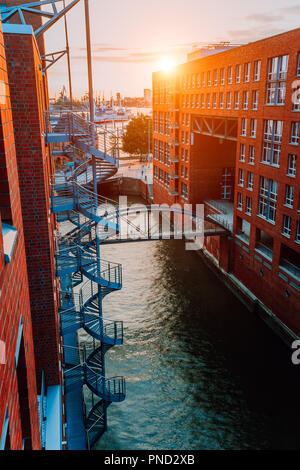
[{"x1": 49, "y1": 109, "x2": 125, "y2": 448}]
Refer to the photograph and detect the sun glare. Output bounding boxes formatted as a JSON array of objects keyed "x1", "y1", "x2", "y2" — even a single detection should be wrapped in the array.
[{"x1": 158, "y1": 57, "x2": 175, "y2": 72}]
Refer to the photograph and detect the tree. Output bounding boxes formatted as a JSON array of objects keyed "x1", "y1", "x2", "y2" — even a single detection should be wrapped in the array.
[{"x1": 122, "y1": 115, "x2": 152, "y2": 161}]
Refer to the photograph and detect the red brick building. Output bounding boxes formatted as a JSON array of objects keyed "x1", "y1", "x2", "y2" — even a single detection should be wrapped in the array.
[
  {"x1": 4, "y1": 24, "x2": 61, "y2": 389},
  {"x1": 153, "y1": 28, "x2": 300, "y2": 336},
  {"x1": 0, "y1": 2, "x2": 65, "y2": 450},
  {"x1": 0, "y1": 19, "x2": 41, "y2": 450}
]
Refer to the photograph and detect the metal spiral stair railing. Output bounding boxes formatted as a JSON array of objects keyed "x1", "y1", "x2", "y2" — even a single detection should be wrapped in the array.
[{"x1": 50, "y1": 110, "x2": 126, "y2": 447}]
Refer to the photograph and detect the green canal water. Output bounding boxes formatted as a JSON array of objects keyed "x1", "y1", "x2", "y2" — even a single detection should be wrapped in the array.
[{"x1": 83, "y1": 229, "x2": 300, "y2": 450}]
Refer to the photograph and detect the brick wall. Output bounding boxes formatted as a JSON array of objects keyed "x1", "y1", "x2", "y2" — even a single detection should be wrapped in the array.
[
  {"x1": 4, "y1": 30, "x2": 61, "y2": 387},
  {"x1": 0, "y1": 21, "x2": 40, "y2": 449}
]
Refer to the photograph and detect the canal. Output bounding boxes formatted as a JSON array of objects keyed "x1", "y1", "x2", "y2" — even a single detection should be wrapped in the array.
[{"x1": 84, "y1": 222, "x2": 300, "y2": 450}]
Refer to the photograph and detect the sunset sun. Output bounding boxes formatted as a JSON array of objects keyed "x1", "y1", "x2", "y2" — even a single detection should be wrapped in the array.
[{"x1": 158, "y1": 57, "x2": 175, "y2": 71}]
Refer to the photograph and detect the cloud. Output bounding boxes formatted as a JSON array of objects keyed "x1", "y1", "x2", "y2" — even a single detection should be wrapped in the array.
[
  {"x1": 73, "y1": 43, "x2": 192, "y2": 63},
  {"x1": 279, "y1": 4, "x2": 300, "y2": 14},
  {"x1": 226, "y1": 26, "x2": 286, "y2": 43},
  {"x1": 246, "y1": 13, "x2": 283, "y2": 23}
]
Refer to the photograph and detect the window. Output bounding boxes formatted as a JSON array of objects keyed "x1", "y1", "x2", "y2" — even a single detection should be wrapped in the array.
[
  {"x1": 181, "y1": 131, "x2": 185, "y2": 144},
  {"x1": 181, "y1": 165, "x2": 184, "y2": 177},
  {"x1": 159, "y1": 141, "x2": 164, "y2": 162},
  {"x1": 154, "y1": 140, "x2": 158, "y2": 160},
  {"x1": 206, "y1": 93, "x2": 211, "y2": 109},
  {"x1": 234, "y1": 91, "x2": 239, "y2": 109},
  {"x1": 238, "y1": 168, "x2": 244, "y2": 186},
  {"x1": 290, "y1": 122, "x2": 300, "y2": 145},
  {"x1": 181, "y1": 182, "x2": 188, "y2": 198},
  {"x1": 219, "y1": 92, "x2": 224, "y2": 109},
  {"x1": 165, "y1": 113, "x2": 170, "y2": 135},
  {"x1": 266, "y1": 55, "x2": 289, "y2": 105},
  {"x1": 154, "y1": 112, "x2": 158, "y2": 132},
  {"x1": 181, "y1": 148, "x2": 185, "y2": 161},
  {"x1": 192, "y1": 74, "x2": 195, "y2": 88},
  {"x1": 228, "y1": 66, "x2": 233, "y2": 84},
  {"x1": 266, "y1": 81, "x2": 286, "y2": 105},
  {"x1": 246, "y1": 196, "x2": 252, "y2": 215},
  {"x1": 241, "y1": 118, "x2": 247, "y2": 136},
  {"x1": 186, "y1": 114, "x2": 190, "y2": 127},
  {"x1": 187, "y1": 75, "x2": 191, "y2": 88},
  {"x1": 165, "y1": 144, "x2": 170, "y2": 165},
  {"x1": 220, "y1": 68, "x2": 225, "y2": 85},
  {"x1": 201, "y1": 72, "x2": 205, "y2": 87},
  {"x1": 182, "y1": 113, "x2": 185, "y2": 126},
  {"x1": 244, "y1": 62, "x2": 250, "y2": 82},
  {"x1": 237, "y1": 192, "x2": 243, "y2": 210},
  {"x1": 159, "y1": 168, "x2": 164, "y2": 182},
  {"x1": 254, "y1": 60, "x2": 261, "y2": 81},
  {"x1": 191, "y1": 95, "x2": 195, "y2": 108},
  {"x1": 240, "y1": 143, "x2": 246, "y2": 161},
  {"x1": 186, "y1": 132, "x2": 189, "y2": 145},
  {"x1": 236, "y1": 64, "x2": 241, "y2": 83},
  {"x1": 250, "y1": 119, "x2": 257, "y2": 138},
  {"x1": 285, "y1": 184, "x2": 294, "y2": 207},
  {"x1": 201, "y1": 93, "x2": 205, "y2": 109},
  {"x1": 258, "y1": 177, "x2": 278, "y2": 223},
  {"x1": 262, "y1": 120, "x2": 283, "y2": 166},
  {"x1": 226, "y1": 92, "x2": 231, "y2": 109},
  {"x1": 247, "y1": 171, "x2": 254, "y2": 190},
  {"x1": 296, "y1": 221, "x2": 300, "y2": 243},
  {"x1": 268, "y1": 55, "x2": 289, "y2": 81},
  {"x1": 293, "y1": 81, "x2": 300, "y2": 111},
  {"x1": 252, "y1": 90, "x2": 258, "y2": 110},
  {"x1": 287, "y1": 154, "x2": 297, "y2": 177},
  {"x1": 196, "y1": 74, "x2": 201, "y2": 87},
  {"x1": 185, "y1": 167, "x2": 189, "y2": 179},
  {"x1": 185, "y1": 150, "x2": 189, "y2": 162},
  {"x1": 213, "y1": 69, "x2": 218, "y2": 86},
  {"x1": 196, "y1": 94, "x2": 200, "y2": 108},
  {"x1": 182, "y1": 95, "x2": 186, "y2": 108},
  {"x1": 207, "y1": 71, "x2": 211, "y2": 86},
  {"x1": 282, "y1": 215, "x2": 292, "y2": 237},
  {"x1": 213, "y1": 93, "x2": 217, "y2": 109},
  {"x1": 249, "y1": 145, "x2": 255, "y2": 164},
  {"x1": 297, "y1": 53, "x2": 300, "y2": 76},
  {"x1": 159, "y1": 112, "x2": 164, "y2": 133},
  {"x1": 186, "y1": 95, "x2": 190, "y2": 108},
  {"x1": 243, "y1": 91, "x2": 249, "y2": 110}
]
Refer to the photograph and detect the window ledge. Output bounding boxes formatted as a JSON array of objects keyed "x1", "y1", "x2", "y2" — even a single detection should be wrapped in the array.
[
  {"x1": 260, "y1": 161, "x2": 280, "y2": 169},
  {"x1": 254, "y1": 247, "x2": 273, "y2": 263},
  {"x1": 2, "y1": 223, "x2": 18, "y2": 263},
  {"x1": 257, "y1": 214, "x2": 276, "y2": 226}
]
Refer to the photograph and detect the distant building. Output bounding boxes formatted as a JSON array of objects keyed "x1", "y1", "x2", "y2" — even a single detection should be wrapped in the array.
[{"x1": 144, "y1": 89, "x2": 152, "y2": 105}]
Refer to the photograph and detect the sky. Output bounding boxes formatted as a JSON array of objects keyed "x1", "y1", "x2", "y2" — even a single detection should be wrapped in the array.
[{"x1": 43, "y1": 0, "x2": 300, "y2": 99}]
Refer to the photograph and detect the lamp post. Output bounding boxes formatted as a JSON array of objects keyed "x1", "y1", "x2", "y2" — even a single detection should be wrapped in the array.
[{"x1": 84, "y1": 0, "x2": 95, "y2": 126}]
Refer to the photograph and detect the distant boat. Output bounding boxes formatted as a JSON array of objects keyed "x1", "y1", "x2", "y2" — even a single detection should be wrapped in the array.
[{"x1": 94, "y1": 105, "x2": 131, "y2": 124}]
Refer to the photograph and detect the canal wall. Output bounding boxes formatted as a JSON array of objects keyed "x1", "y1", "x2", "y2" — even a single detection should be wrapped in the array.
[{"x1": 199, "y1": 246, "x2": 299, "y2": 347}]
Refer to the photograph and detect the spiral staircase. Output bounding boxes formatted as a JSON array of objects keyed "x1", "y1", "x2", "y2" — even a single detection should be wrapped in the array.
[{"x1": 49, "y1": 110, "x2": 125, "y2": 449}]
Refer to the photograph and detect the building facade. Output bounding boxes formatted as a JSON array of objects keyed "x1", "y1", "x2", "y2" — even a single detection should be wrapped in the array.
[
  {"x1": 153, "y1": 28, "x2": 300, "y2": 336},
  {"x1": 0, "y1": 18, "x2": 41, "y2": 450}
]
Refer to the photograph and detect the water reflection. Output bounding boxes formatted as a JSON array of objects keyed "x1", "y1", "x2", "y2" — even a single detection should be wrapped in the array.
[{"x1": 80, "y1": 237, "x2": 300, "y2": 450}]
